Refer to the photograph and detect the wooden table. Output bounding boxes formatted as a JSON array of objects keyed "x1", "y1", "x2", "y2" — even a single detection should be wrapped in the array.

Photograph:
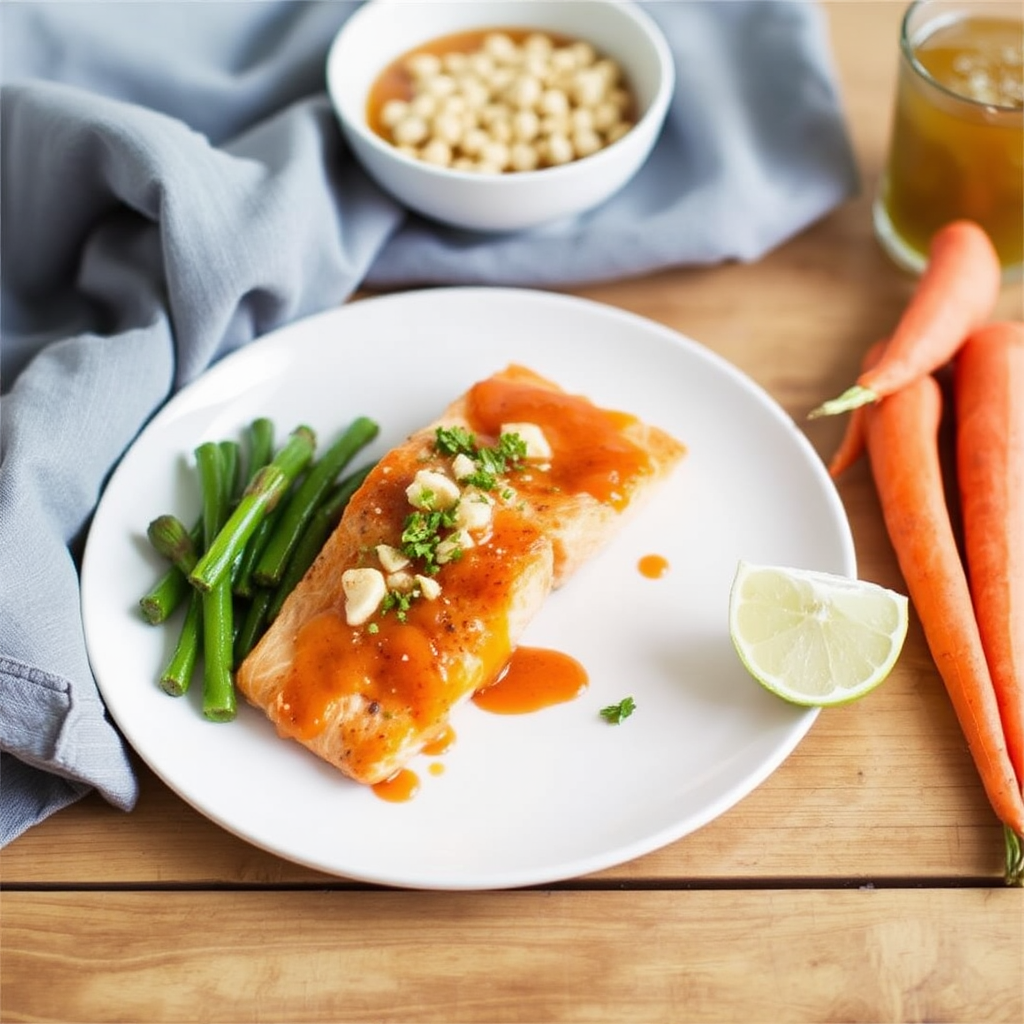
[{"x1": 3, "y1": 4, "x2": 1022, "y2": 1021}]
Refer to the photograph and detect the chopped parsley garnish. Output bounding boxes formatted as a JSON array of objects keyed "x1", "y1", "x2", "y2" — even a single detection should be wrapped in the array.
[
  {"x1": 375, "y1": 426, "x2": 530, "y2": 620},
  {"x1": 381, "y1": 587, "x2": 420, "y2": 622},
  {"x1": 599, "y1": 696, "x2": 637, "y2": 725},
  {"x1": 400, "y1": 507, "x2": 458, "y2": 575},
  {"x1": 468, "y1": 432, "x2": 526, "y2": 489},
  {"x1": 434, "y1": 425, "x2": 477, "y2": 457},
  {"x1": 436, "y1": 426, "x2": 528, "y2": 491}
]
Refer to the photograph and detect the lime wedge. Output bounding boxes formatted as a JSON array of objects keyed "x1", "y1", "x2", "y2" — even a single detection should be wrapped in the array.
[{"x1": 728, "y1": 561, "x2": 909, "y2": 707}]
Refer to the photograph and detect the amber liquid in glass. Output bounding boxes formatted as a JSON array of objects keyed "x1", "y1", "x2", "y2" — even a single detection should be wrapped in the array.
[{"x1": 877, "y1": 13, "x2": 1023, "y2": 274}]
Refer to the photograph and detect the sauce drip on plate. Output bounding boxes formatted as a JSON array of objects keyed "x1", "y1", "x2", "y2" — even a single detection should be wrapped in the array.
[
  {"x1": 473, "y1": 646, "x2": 589, "y2": 714},
  {"x1": 638, "y1": 553, "x2": 670, "y2": 579}
]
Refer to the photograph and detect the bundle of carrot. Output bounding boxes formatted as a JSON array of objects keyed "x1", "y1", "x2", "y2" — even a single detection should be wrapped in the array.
[{"x1": 811, "y1": 219, "x2": 1024, "y2": 886}]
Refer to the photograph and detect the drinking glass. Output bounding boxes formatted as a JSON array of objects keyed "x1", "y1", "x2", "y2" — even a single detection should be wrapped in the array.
[{"x1": 873, "y1": 0, "x2": 1023, "y2": 280}]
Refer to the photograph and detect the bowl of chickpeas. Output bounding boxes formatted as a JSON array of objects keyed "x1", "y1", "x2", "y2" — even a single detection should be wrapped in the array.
[{"x1": 326, "y1": 0, "x2": 675, "y2": 232}]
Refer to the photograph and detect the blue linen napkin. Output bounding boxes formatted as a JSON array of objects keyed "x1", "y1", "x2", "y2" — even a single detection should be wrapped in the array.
[{"x1": 0, "y1": 0, "x2": 858, "y2": 845}]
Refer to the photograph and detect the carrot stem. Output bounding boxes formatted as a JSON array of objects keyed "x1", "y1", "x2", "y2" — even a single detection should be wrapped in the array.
[
  {"x1": 1006, "y1": 826, "x2": 1024, "y2": 887},
  {"x1": 810, "y1": 220, "x2": 1002, "y2": 418},
  {"x1": 826, "y1": 340, "x2": 887, "y2": 478},
  {"x1": 864, "y1": 373, "x2": 1024, "y2": 862}
]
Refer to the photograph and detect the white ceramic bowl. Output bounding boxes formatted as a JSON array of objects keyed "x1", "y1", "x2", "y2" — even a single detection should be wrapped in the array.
[{"x1": 326, "y1": 0, "x2": 675, "y2": 232}]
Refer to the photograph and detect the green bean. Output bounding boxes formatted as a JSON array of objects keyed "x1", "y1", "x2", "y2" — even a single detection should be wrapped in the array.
[
  {"x1": 253, "y1": 417, "x2": 378, "y2": 588},
  {"x1": 231, "y1": 419, "x2": 279, "y2": 598},
  {"x1": 159, "y1": 591, "x2": 203, "y2": 697},
  {"x1": 194, "y1": 441, "x2": 236, "y2": 722},
  {"x1": 219, "y1": 440, "x2": 243, "y2": 503},
  {"x1": 139, "y1": 565, "x2": 191, "y2": 625},
  {"x1": 146, "y1": 514, "x2": 199, "y2": 575},
  {"x1": 189, "y1": 426, "x2": 316, "y2": 593},
  {"x1": 233, "y1": 588, "x2": 275, "y2": 668},
  {"x1": 139, "y1": 517, "x2": 202, "y2": 623},
  {"x1": 246, "y1": 417, "x2": 275, "y2": 478},
  {"x1": 265, "y1": 463, "x2": 374, "y2": 625}
]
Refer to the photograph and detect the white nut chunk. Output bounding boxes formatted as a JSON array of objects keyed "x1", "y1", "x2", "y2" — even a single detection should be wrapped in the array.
[
  {"x1": 500, "y1": 421, "x2": 552, "y2": 460},
  {"x1": 406, "y1": 468, "x2": 461, "y2": 510},
  {"x1": 435, "y1": 528, "x2": 474, "y2": 565},
  {"x1": 455, "y1": 487, "x2": 494, "y2": 532},
  {"x1": 451, "y1": 452, "x2": 478, "y2": 481},
  {"x1": 386, "y1": 570, "x2": 416, "y2": 593},
  {"x1": 342, "y1": 567, "x2": 387, "y2": 626},
  {"x1": 415, "y1": 574, "x2": 442, "y2": 600},
  {"x1": 376, "y1": 544, "x2": 410, "y2": 573}
]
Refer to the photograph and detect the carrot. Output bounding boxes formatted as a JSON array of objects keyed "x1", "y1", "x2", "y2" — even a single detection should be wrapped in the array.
[
  {"x1": 827, "y1": 339, "x2": 886, "y2": 478},
  {"x1": 954, "y1": 322, "x2": 1024, "y2": 794},
  {"x1": 810, "y1": 220, "x2": 1002, "y2": 418},
  {"x1": 863, "y1": 371, "x2": 1024, "y2": 881}
]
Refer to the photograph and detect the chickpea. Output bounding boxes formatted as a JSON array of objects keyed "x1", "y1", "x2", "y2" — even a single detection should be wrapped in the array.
[
  {"x1": 482, "y1": 32, "x2": 518, "y2": 63},
  {"x1": 549, "y1": 47, "x2": 578, "y2": 77},
  {"x1": 609, "y1": 87, "x2": 632, "y2": 112},
  {"x1": 432, "y1": 111, "x2": 464, "y2": 147},
  {"x1": 405, "y1": 52, "x2": 442, "y2": 79},
  {"x1": 606, "y1": 120, "x2": 633, "y2": 144},
  {"x1": 441, "y1": 51, "x2": 469, "y2": 75},
  {"x1": 380, "y1": 99, "x2": 409, "y2": 129},
  {"x1": 538, "y1": 88, "x2": 570, "y2": 118},
  {"x1": 409, "y1": 93, "x2": 437, "y2": 119},
  {"x1": 512, "y1": 109, "x2": 541, "y2": 143},
  {"x1": 539, "y1": 113, "x2": 569, "y2": 138},
  {"x1": 592, "y1": 58, "x2": 622, "y2": 86},
  {"x1": 467, "y1": 52, "x2": 495, "y2": 79},
  {"x1": 572, "y1": 68, "x2": 607, "y2": 108},
  {"x1": 523, "y1": 33, "x2": 554, "y2": 57},
  {"x1": 522, "y1": 53, "x2": 551, "y2": 82},
  {"x1": 509, "y1": 142, "x2": 540, "y2": 172},
  {"x1": 440, "y1": 94, "x2": 468, "y2": 116},
  {"x1": 592, "y1": 101, "x2": 620, "y2": 132},
  {"x1": 569, "y1": 41, "x2": 597, "y2": 67},
  {"x1": 572, "y1": 127, "x2": 603, "y2": 159},
  {"x1": 420, "y1": 138, "x2": 453, "y2": 166},
  {"x1": 507, "y1": 74, "x2": 543, "y2": 110},
  {"x1": 570, "y1": 107, "x2": 595, "y2": 133},
  {"x1": 458, "y1": 76, "x2": 491, "y2": 110},
  {"x1": 479, "y1": 139, "x2": 511, "y2": 170},
  {"x1": 489, "y1": 118, "x2": 514, "y2": 145},
  {"x1": 489, "y1": 66, "x2": 516, "y2": 94},
  {"x1": 460, "y1": 127, "x2": 490, "y2": 157},
  {"x1": 393, "y1": 114, "x2": 429, "y2": 147},
  {"x1": 543, "y1": 133, "x2": 574, "y2": 166},
  {"x1": 424, "y1": 74, "x2": 457, "y2": 99}
]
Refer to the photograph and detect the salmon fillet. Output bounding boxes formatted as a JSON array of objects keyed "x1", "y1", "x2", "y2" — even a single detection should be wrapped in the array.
[{"x1": 236, "y1": 364, "x2": 685, "y2": 784}]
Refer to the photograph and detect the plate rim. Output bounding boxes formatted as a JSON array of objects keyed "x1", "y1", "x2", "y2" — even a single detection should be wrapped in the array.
[{"x1": 81, "y1": 285, "x2": 855, "y2": 889}]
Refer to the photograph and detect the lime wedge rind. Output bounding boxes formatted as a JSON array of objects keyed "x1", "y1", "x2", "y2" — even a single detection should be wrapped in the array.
[{"x1": 728, "y1": 561, "x2": 909, "y2": 708}]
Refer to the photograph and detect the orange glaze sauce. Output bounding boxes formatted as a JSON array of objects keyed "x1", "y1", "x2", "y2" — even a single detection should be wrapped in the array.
[
  {"x1": 422, "y1": 723, "x2": 456, "y2": 756},
  {"x1": 468, "y1": 369, "x2": 653, "y2": 510},
  {"x1": 277, "y1": 516, "x2": 534, "y2": 778},
  {"x1": 372, "y1": 768, "x2": 420, "y2": 803},
  {"x1": 472, "y1": 646, "x2": 588, "y2": 714},
  {"x1": 638, "y1": 553, "x2": 670, "y2": 579}
]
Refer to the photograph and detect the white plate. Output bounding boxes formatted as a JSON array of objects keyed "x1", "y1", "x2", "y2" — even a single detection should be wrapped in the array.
[{"x1": 82, "y1": 287, "x2": 855, "y2": 890}]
